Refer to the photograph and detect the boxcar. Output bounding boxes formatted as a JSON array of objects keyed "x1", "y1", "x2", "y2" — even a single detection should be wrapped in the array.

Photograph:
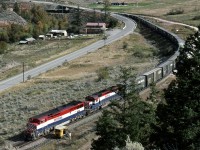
[
  {"x1": 143, "y1": 68, "x2": 162, "y2": 86},
  {"x1": 136, "y1": 76, "x2": 146, "y2": 90}
]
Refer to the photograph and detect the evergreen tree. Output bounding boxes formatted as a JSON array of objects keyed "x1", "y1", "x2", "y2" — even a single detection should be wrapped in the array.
[
  {"x1": 0, "y1": 41, "x2": 7, "y2": 54},
  {"x1": 0, "y1": 31, "x2": 9, "y2": 42},
  {"x1": 72, "y1": 5, "x2": 82, "y2": 33},
  {"x1": 2, "y1": 2, "x2": 7, "y2": 10},
  {"x1": 103, "y1": 0, "x2": 110, "y2": 22},
  {"x1": 91, "y1": 67, "x2": 155, "y2": 150},
  {"x1": 151, "y1": 27, "x2": 200, "y2": 149},
  {"x1": 13, "y1": 2, "x2": 20, "y2": 14},
  {"x1": 92, "y1": 8, "x2": 97, "y2": 22},
  {"x1": 147, "y1": 83, "x2": 160, "y2": 104}
]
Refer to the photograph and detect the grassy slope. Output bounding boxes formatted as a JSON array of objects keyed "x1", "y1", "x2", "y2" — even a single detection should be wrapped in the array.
[{"x1": 84, "y1": 0, "x2": 200, "y2": 26}]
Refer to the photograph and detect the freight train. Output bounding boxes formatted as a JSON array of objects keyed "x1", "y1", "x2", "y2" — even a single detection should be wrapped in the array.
[
  {"x1": 24, "y1": 14, "x2": 184, "y2": 140},
  {"x1": 24, "y1": 86, "x2": 120, "y2": 140}
]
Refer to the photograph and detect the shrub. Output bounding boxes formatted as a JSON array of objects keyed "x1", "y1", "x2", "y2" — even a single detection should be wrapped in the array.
[
  {"x1": 27, "y1": 75, "x2": 31, "y2": 80},
  {"x1": 166, "y1": 8, "x2": 184, "y2": 15},
  {"x1": 0, "y1": 41, "x2": 7, "y2": 54},
  {"x1": 107, "y1": 17, "x2": 118, "y2": 28},
  {"x1": 192, "y1": 15, "x2": 200, "y2": 20},
  {"x1": 123, "y1": 42, "x2": 128, "y2": 50},
  {"x1": 96, "y1": 67, "x2": 110, "y2": 81}
]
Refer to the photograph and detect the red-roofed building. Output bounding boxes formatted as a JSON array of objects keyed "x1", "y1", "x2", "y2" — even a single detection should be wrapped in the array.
[{"x1": 82, "y1": 22, "x2": 107, "y2": 34}]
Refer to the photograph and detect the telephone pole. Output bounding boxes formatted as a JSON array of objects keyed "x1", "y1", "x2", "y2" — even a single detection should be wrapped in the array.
[{"x1": 23, "y1": 62, "x2": 25, "y2": 82}]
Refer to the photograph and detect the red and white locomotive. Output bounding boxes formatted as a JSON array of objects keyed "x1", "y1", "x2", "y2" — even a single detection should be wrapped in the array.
[{"x1": 24, "y1": 86, "x2": 120, "y2": 140}]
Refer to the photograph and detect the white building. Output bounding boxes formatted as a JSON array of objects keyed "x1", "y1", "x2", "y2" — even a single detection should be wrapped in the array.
[{"x1": 50, "y1": 30, "x2": 67, "y2": 37}]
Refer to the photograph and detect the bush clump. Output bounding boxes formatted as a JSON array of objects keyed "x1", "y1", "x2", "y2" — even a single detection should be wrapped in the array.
[
  {"x1": 166, "y1": 8, "x2": 184, "y2": 15},
  {"x1": 192, "y1": 15, "x2": 200, "y2": 20},
  {"x1": 0, "y1": 41, "x2": 7, "y2": 54},
  {"x1": 96, "y1": 67, "x2": 110, "y2": 81}
]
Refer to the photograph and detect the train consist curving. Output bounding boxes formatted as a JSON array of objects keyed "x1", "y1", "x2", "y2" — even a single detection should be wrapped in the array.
[
  {"x1": 24, "y1": 14, "x2": 185, "y2": 140},
  {"x1": 122, "y1": 14, "x2": 184, "y2": 88}
]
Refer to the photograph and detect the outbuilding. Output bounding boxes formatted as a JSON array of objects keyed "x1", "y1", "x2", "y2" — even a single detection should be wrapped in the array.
[
  {"x1": 50, "y1": 30, "x2": 67, "y2": 37},
  {"x1": 82, "y1": 22, "x2": 107, "y2": 34}
]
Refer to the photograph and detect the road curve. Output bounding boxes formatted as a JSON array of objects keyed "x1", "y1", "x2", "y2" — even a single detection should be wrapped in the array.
[{"x1": 0, "y1": 14, "x2": 136, "y2": 92}]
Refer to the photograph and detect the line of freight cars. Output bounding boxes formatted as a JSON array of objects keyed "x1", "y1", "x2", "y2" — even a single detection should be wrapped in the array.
[
  {"x1": 24, "y1": 14, "x2": 184, "y2": 140},
  {"x1": 123, "y1": 14, "x2": 185, "y2": 89}
]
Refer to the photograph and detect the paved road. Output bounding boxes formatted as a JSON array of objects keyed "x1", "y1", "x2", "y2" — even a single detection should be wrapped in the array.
[{"x1": 0, "y1": 13, "x2": 136, "y2": 92}]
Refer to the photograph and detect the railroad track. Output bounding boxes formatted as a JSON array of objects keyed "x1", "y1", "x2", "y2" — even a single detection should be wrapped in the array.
[
  {"x1": 14, "y1": 108, "x2": 106, "y2": 150},
  {"x1": 9, "y1": 2, "x2": 186, "y2": 149}
]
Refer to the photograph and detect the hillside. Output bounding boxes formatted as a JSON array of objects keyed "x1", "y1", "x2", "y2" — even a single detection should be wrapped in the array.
[{"x1": 0, "y1": 10, "x2": 27, "y2": 26}]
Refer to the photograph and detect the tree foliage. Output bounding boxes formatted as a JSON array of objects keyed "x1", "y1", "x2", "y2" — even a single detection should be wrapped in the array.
[
  {"x1": 151, "y1": 27, "x2": 200, "y2": 149},
  {"x1": 103, "y1": 0, "x2": 111, "y2": 22},
  {"x1": 7, "y1": 24, "x2": 26, "y2": 42},
  {"x1": 1, "y1": 2, "x2": 7, "y2": 10},
  {"x1": 13, "y1": 2, "x2": 20, "y2": 14},
  {"x1": 70, "y1": 5, "x2": 82, "y2": 34},
  {"x1": 1, "y1": 4, "x2": 68, "y2": 42},
  {"x1": 92, "y1": 67, "x2": 155, "y2": 150},
  {"x1": 0, "y1": 31, "x2": 9, "y2": 42},
  {"x1": 0, "y1": 41, "x2": 7, "y2": 54}
]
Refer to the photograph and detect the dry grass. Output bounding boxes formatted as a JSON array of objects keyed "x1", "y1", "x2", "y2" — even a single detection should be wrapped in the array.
[
  {"x1": 0, "y1": 36, "x2": 100, "y2": 81},
  {"x1": 83, "y1": 0, "x2": 200, "y2": 26},
  {"x1": 39, "y1": 33, "x2": 157, "y2": 80}
]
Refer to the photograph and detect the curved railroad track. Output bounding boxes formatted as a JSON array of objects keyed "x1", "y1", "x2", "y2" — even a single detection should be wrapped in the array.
[{"x1": 4, "y1": 2, "x2": 191, "y2": 150}]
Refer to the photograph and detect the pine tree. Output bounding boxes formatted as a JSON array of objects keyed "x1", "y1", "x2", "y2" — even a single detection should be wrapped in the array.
[
  {"x1": 0, "y1": 41, "x2": 7, "y2": 54},
  {"x1": 2, "y1": 2, "x2": 7, "y2": 10},
  {"x1": 72, "y1": 5, "x2": 82, "y2": 34},
  {"x1": 91, "y1": 67, "x2": 155, "y2": 150},
  {"x1": 13, "y1": 2, "x2": 20, "y2": 14},
  {"x1": 151, "y1": 27, "x2": 200, "y2": 149},
  {"x1": 103, "y1": 0, "x2": 110, "y2": 22}
]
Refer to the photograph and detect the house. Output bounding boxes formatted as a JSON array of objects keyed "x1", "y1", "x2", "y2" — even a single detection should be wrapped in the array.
[
  {"x1": 49, "y1": 30, "x2": 67, "y2": 37},
  {"x1": 82, "y1": 22, "x2": 107, "y2": 34}
]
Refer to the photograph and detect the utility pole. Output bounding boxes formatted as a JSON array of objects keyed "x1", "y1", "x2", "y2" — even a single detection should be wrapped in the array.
[{"x1": 23, "y1": 62, "x2": 25, "y2": 82}]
